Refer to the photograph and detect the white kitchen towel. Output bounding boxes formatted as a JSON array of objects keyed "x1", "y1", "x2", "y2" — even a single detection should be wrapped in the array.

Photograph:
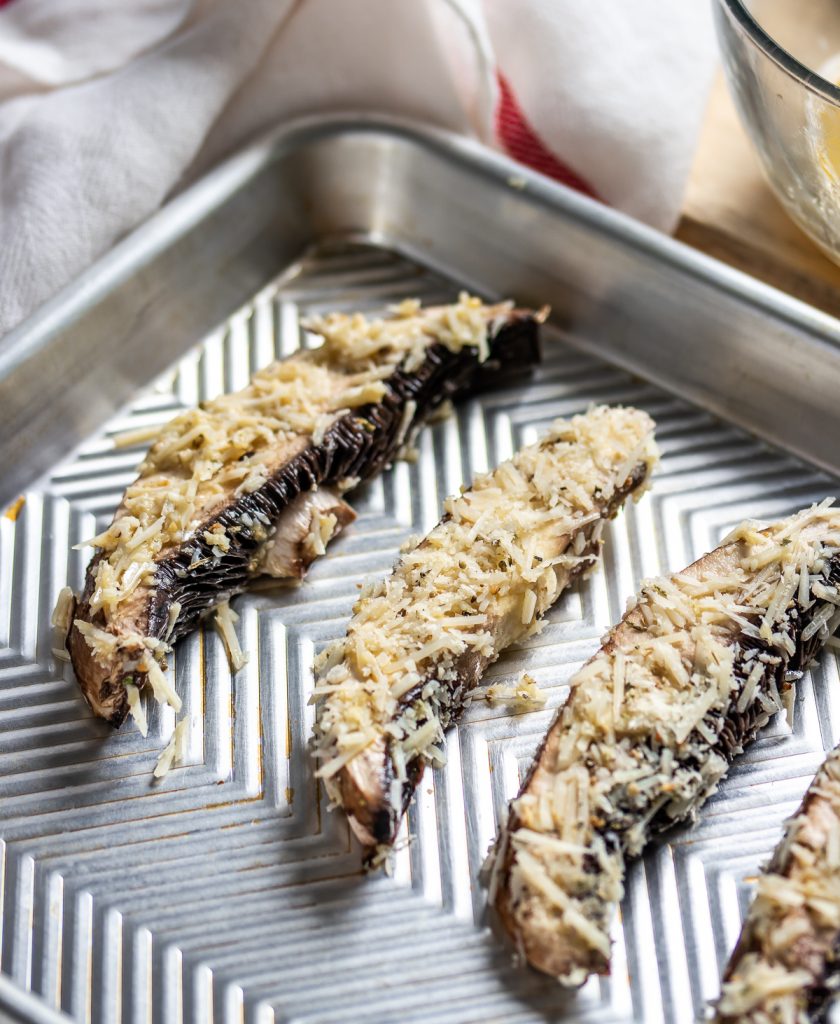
[{"x1": 0, "y1": 0, "x2": 717, "y2": 336}]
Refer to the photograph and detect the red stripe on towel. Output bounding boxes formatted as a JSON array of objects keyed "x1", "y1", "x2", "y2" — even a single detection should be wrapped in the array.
[{"x1": 495, "y1": 73, "x2": 599, "y2": 200}]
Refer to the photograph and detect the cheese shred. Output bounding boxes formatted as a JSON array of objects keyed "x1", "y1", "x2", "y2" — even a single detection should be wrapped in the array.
[
  {"x1": 214, "y1": 600, "x2": 248, "y2": 673},
  {"x1": 485, "y1": 673, "x2": 547, "y2": 711},
  {"x1": 154, "y1": 718, "x2": 189, "y2": 779}
]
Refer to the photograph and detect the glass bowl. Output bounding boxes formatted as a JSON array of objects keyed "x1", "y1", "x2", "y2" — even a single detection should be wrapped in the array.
[{"x1": 714, "y1": 0, "x2": 840, "y2": 265}]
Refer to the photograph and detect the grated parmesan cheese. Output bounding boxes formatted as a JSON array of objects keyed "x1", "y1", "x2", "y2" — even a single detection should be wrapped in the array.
[
  {"x1": 112, "y1": 423, "x2": 166, "y2": 450},
  {"x1": 203, "y1": 524, "x2": 230, "y2": 555},
  {"x1": 302, "y1": 509, "x2": 338, "y2": 561},
  {"x1": 312, "y1": 405, "x2": 658, "y2": 849},
  {"x1": 490, "y1": 499, "x2": 840, "y2": 984},
  {"x1": 485, "y1": 673, "x2": 547, "y2": 711},
  {"x1": 73, "y1": 619, "x2": 121, "y2": 661},
  {"x1": 153, "y1": 717, "x2": 189, "y2": 779},
  {"x1": 143, "y1": 655, "x2": 181, "y2": 713},
  {"x1": 164, "y1": 601, "x2": 182, "y2": 643},
  {"x1": 51, "y1": 586, "x2": 75, "y2": 632},
  {"x1": 51, "y1": 586, "x2": 76, "y2": 664},
  {"x1": 125, "y1": 680, "x2": 148, "y2": 737},
  {"x1": 214, "y1": 600, "x2": 248, "y2": 673}
]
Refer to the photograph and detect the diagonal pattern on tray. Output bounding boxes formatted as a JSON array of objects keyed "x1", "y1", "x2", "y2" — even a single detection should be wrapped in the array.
[{"x1": 1, "y1": 242, "x2": 840, "y2": 1024}]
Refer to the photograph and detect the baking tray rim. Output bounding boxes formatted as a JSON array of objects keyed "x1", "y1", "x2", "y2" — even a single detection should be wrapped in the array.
[{"x1": 3, "y1": 111, "x2": 840, "y2": 380}]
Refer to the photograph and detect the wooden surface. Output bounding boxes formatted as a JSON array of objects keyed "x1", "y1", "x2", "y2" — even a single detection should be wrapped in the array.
[{"x1": 676, "y1": 74, "x2": 840, "y2": 319}]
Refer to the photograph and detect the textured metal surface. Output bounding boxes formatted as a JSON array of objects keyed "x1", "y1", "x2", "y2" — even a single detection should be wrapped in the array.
[{"x1": 3, "y1": 238, "x2": 840, "y2": 1024}]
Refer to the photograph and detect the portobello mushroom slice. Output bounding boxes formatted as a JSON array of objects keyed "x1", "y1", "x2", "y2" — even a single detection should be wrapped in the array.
[
  {"x1": 714, "y1": 743, "x2": 840, "y2": 1023},
  {"x1": 486, "y1": 500, "x2": 840, "y2": 986},
  {"x1": 64, "y1": 294, "x2": 543, "y2": 727},
  {"x1": 311, "y1": 405, "x2": 658, "y2": 862}
]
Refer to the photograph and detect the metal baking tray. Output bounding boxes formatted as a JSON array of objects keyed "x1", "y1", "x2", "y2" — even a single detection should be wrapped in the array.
[{"x1": 3, "y1": 115, "x2": 840, "y2": 1024}]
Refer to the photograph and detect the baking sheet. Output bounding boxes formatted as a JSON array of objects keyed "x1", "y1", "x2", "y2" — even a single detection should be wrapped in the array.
[
  {"x1": 3, "y1": 119, "x2": 840, "y2": 1024},
  {"x1": 3, "y1": 240, "x2": 839, "y2": 1024}
]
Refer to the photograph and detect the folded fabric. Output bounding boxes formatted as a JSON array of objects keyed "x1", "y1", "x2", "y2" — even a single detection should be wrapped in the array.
[{"x1": 0, "y1": 0, "x2": 717, "y2": 336}]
